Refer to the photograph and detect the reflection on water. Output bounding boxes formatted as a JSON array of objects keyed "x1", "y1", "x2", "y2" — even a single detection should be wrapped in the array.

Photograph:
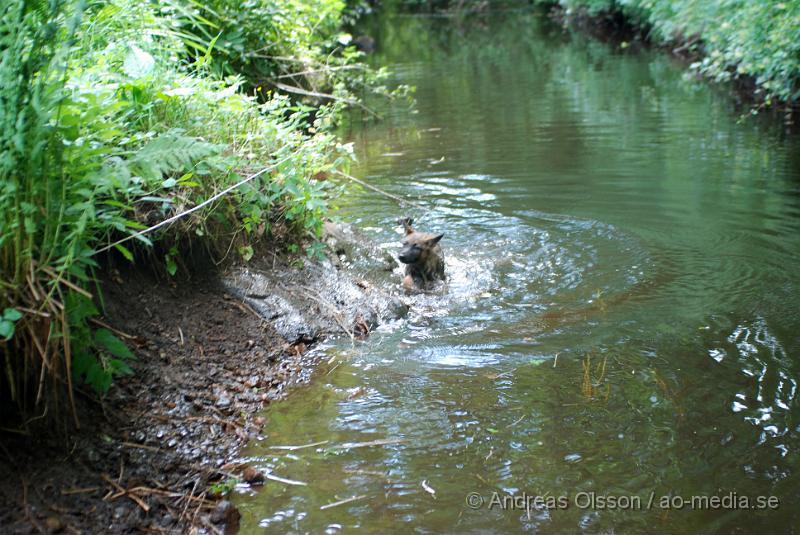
[{"x1": 233, "y1": 8, "x2": 800, "y2": 533}]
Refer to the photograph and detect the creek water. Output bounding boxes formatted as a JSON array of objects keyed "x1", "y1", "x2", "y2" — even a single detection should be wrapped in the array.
[{"x1": 232, "y1": 9, "x2": 800, "y2": 533}]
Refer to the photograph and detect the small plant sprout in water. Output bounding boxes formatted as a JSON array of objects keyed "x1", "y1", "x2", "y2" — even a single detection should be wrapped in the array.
[{"x1": 581, "y1": 353, "x2": 610, "y2": 402}]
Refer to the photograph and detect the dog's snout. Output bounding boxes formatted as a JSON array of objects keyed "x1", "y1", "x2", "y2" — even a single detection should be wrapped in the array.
[{"x1": 398, "y1": 245, "x2": 419, "y2": 264}]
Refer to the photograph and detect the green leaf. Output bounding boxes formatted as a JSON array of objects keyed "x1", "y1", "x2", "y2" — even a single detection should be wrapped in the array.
[
  {"x1": 86, "y1": 362, "x2": 112, "y2": 393},
  {"x1": 0, "y1": 321, "x2": 14, "y2": 339},
  {"x1": 3, "y1": 308, "x2": 23, "y2": 322},
  {"x1": 108, "y1": 359, "x2": 134, "y2": 376},
  {"x1": 66, "y1": 293, "x2": 99, "y2": 325},
  {"x1": 72, "y1": 352, "x2": 95, "y2": 378},
  {"x1": 238, "y1": 245, "x2": 254, "y2": 262},
  {"x1": 115, "y1": 244, "x2": 134, "y2": 262},
  {"x1": 165, "y1": 255, "x2": 177, "y2": 276},
  {"x1": 124, "y1": 220, "x2": 149, "y2": 230},
  {"x1": 103, "y1": 200, "x2": 133, "y2": 210},
  {"x1": 95, "y1": 328, "x2": 135, "y2": 360}
]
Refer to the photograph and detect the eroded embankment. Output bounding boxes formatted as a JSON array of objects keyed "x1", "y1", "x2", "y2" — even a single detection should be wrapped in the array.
[{"x1": 0, "y1": 222, "x2": 406, "y2": 534}]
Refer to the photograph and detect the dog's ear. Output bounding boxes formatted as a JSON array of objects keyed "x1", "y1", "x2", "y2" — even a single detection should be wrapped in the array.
[
  {"x1": 398, "y1": 217, "x2": 414, "y2": 235},
  {"x1": 427, "y1": 233, "x2": 444, "y2": 246}
]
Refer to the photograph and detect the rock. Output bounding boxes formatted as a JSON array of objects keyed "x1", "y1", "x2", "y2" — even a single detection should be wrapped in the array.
[
  {"x1": 244, "y1": 375, "x2": 259, "y2": 388},
  {"x1": 210, "y1": 500, "x2": 240, "y2": 525},
  {"x1": 113, "y1": 505, "x2": 129, "y2": 519},
  {"x1": 353, "y1": 35, "x2": 376, "y2": 53},
  {"x1": 44, "y1": 516, "x2": 63, "y2": 533},
  {"x1": 242, "y1": 465, "x2": 265, "y2": 484}
]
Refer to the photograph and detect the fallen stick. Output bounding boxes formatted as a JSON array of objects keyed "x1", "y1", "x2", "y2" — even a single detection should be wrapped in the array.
[
  {"x1": 89, "y1": 317, "x2": 136, "y2": 339},
  {"x1": 126, "y1": 486, "x2": 214, "y2": 504},
  {"x1": 275, "y1": 64, "x2": 366, "y2": 80},
  {"x1": 120, "y1": 441, "x2": 160, "y2": 452},
  {"x1": 264, "y1": 472, "x2": 308, "y2": 486},
  {"x1": 269, "y1": 440, "x2": 329, "y2": 451},
  {"x1": 92, "y1": 151, "x2": 300, "y2": 256},
  {"x1": 289, "y1": 286, "x2": 354, "y2": 341},
  {"x1": 320, "y1": 494, "x2": 368, "y2": 510},
  {"x1": 61, "y1": 487, "x2": 100, "y2": 495},
  {"x1": 37, "y1": 263, "x2": 93, "y2": 299},
  {"x1": 342, "y1": 469, "x2": 388, "y2": 477},
  {"x1": 328, "y1": 438, "x2": 405, "y2": 450},
  {"x1": 267, "y1": 80, "x2": 381, "y2": 118},
  {"x1": 101, "y1": 474, "x2": 151, "y2": 512},
  {"x1": 332, "y1": 170, "x2": 426, "y2": 209},
  {"x1": 506, "y1": 415, "x2": 525, "y2": 429}
]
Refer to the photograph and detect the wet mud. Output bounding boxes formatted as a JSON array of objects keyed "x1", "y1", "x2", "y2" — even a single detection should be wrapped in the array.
[{"x1": 0, "y1": 221, "x2": 407, "y2": 534}]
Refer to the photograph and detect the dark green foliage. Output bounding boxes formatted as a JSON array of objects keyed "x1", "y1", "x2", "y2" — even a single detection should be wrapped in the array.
[
  {"x1": 537, "y1": 0, "x2": 800, "y2": 104},
  {"x1": 0, "y1": 0, "x2": 363, "y2": 427}
]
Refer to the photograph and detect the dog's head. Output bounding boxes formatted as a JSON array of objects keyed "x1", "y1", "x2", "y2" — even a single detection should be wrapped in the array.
[{"x1": 397, "y1": 218, "x2": 444, "y2": 265}]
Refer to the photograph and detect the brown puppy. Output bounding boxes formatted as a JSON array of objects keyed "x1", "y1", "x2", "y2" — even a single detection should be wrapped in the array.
[{"x1": 397, "y1": 218, "x2": 445, "y2": 291}]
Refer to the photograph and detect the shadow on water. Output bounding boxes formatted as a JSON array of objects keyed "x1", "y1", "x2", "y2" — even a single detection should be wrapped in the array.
[{"x1": 232, "y1": 8, "x2": 800, "y2": 534}]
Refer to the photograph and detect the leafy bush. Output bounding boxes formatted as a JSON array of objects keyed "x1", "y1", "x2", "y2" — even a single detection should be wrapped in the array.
[
  {"x1": 162, "y1": 0, "x2": 373, "y2": 105},
  {"x1": 0, "y1": 0, "x2": 360, "y2": 427},
  {"x1": 539, "y1": 0, "x2": 800, "y2": 104}
]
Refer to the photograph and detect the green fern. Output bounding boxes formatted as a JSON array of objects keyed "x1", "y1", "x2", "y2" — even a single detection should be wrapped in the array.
[{"x1": 129, "y1": 132, "x2": 222, "y2": 182}]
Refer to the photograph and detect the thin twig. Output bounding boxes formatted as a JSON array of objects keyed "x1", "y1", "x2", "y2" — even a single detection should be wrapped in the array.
[
  {"x1": 506, "y1": 415, "x2": 525, "y2": 429},
  {"x1": 92, "y1": 152, "x2": 299, "y2": 256},
  {"x1": 61, "y1": 487, "x2": 100, "y2": 495},
  {"x1": 269, "y1": 440, "x2": 329, "y2": 451},
  {"x1": 275, "y1": 65, "x2": 366, "y2": 79},
  {"x1": 120, "y1": 441, "x2": 160, "y2": 452},
  {"x1": 332, "y1": 170, "x2": 426, "y2": 209},
  {"x1": 14, "y1": 306, "x2": 50, "y2": 318},
  {"x1": 89, "y1": 318, "x2": 136, "y2": 339},
  {"x1": 328, "y1": 438, "x2": 405, "y2": 450},
  {"x1": 179, "y1": 478, "x2": 199, "y2": 525},
  {"x1": 264, "y1": 472, "x2": 307, "y2": 486},
  {"x1": 101, "y1": 474, "x2": 151, "y2": 512},
  {"x1": 267, "y1": 80, "x2": 381, "y2": 118},
  {"x1": 190, "y1": 490, "x2": 207, "y2": 528},
  {"x1": 36, "y1": 263, "x2": 93, "y2": 299},
  {"x1": 287, "y1": 286, "x2": 354, "y2": 341},
  {"x1": 320, "y1": 494, "x2": 367, "y2": 510}
]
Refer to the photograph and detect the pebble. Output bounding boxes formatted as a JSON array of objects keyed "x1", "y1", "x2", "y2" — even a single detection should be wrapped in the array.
[
  {"x1": 242, "y1": 466, "x2": 265, "y2": 484},
  {"x1": 44, "y1": 516, "x2": 63, "y2": 533},
  {"x1": 210, "y1": 500, "x2": 240, "y2": 525}
]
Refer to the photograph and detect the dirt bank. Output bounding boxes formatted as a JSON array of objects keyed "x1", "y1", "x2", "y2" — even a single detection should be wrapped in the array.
[{"x1": 0, "y1": 222, "x2": 407, "y2": 533}]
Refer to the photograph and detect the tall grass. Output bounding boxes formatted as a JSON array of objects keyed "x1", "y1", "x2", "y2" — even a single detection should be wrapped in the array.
[{"x1": 0, "y1": 0, "x2": 363, "y2": 429}]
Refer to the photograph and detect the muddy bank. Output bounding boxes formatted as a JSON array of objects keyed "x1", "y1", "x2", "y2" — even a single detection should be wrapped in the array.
[
  {"x1": 0, "y1": 222, "x2": 407, "y2": 533},
  {"x1": 224, "y1": 221, "x2": 408, "y2": 344}
]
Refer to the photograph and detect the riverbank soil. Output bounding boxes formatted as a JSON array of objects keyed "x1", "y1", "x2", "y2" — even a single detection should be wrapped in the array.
[
  {"x1": 0, "y1": 222, "x2": 404, "y2": 533},
  {"x1": 0, "y1": 266, "x2": 319, "y2": 533}
]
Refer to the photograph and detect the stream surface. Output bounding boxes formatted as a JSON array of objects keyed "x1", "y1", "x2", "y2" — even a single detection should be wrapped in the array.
[{"x1": 233, "y1": 9, "x2": 800, "y2": 533}]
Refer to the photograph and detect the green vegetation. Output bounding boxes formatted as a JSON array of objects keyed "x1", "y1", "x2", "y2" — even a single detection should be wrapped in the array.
[
  {"x1": 389, "y1": 0, "x2": 800, "y2": 105},
  {"x1": 540, "y1": 0, "x2": 800, "y2": 105},
  {"x1": 0, "y1": 0, "x2": 369, "y2": 426}
]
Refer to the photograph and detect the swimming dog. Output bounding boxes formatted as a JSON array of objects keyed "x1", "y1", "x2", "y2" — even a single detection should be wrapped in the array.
[{"x1": 397, "y1": 218, "x2": 445, "y2": 291}]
